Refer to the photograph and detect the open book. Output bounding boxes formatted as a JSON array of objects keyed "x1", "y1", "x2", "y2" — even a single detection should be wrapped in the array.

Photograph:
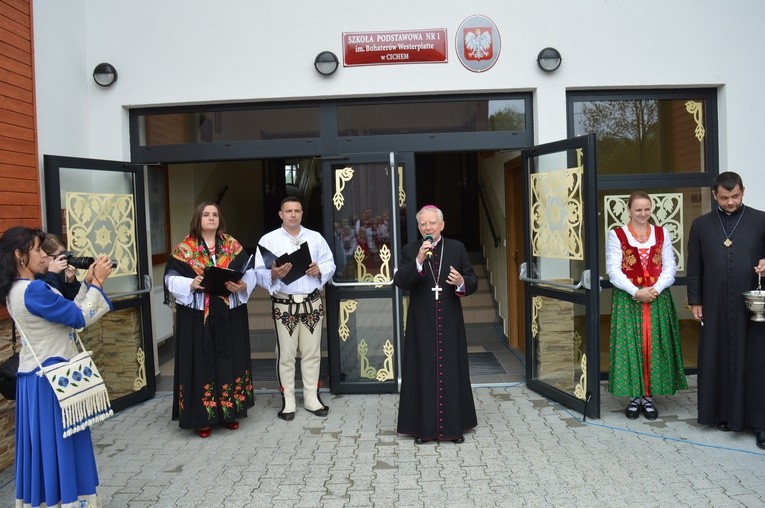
[
  {"x1": 199, "y1": 254, "x2": 254, "y2": 296},
  {"x1": 258, "y1": 242, "x2": 311, "y2": 285}
]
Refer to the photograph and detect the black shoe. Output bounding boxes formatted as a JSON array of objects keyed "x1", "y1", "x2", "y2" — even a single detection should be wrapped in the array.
[
  {"x1": 755, "y1": 430, "x2": 765, "y2": 450},
  {"x1": 717, "y1": 422, "x2": 730, "y2": 431},
  {"x1": 306, "y1": 406, "x2": 329, "y2": 417},
  {"x1": 641, "y1": 398, "x2": 658, "y2": 420},
  {"x1": 277, "y1": 411, "x2": 295, "y2": 421},
  {"x1": 625, "y1": 399, "x2": 641, "y2": 420},
  {"x1": 452, "y1": 437, "x2": 465, "y2": 444},
  {"x1": 414, "y1": 437, "x2": 430, "y2": 444}
]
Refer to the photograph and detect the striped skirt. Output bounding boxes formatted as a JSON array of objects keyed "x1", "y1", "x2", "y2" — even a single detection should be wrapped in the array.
[{"x1": 608, "y1": 289, "x2": 688, "y2": 398}]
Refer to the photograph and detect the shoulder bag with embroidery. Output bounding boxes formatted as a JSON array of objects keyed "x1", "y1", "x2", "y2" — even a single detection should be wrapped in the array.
[{"x1": 13, "y1": 316, "x2": 113, "y2": 438}]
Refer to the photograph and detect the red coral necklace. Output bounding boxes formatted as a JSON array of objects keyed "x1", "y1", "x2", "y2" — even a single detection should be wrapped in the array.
[{"x1": 627, "y1": 222, "x2": 650, "y2": 243}]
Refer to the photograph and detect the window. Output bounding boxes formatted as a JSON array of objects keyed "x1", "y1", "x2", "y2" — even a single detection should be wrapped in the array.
[
  {"x1": 570, "y1": 91, "x2": 716, "y2": 175},
  {"x1": 284, "y1": 163, "x2": 298, "y2": 185},
  {"x1": 337, "y1": 98, "x2": 526, "y2": 136},
  {"x1": 147, "y1": 165, "x2": 170, "y2": 263},
  {"x1": 139, "y1": 107, "x2": 321, "y2": 146}
]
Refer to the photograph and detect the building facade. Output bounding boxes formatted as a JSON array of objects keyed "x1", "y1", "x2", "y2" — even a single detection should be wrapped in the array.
[{"x1": 0, "y1": 0, "x2": 763, "y2": 466}]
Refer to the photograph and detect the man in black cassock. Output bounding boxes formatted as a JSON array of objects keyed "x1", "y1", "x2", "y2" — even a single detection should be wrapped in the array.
[
  {"x1": 687, "y1": 171, "x2": 765, "y2": 449},
  {"x1": 394, "y1": 205, "x2": 478, "y2": 444}
]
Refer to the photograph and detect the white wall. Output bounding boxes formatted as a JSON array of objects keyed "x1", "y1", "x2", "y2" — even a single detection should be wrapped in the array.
[{"x1": 32, "y1": 1, "x2": 765, "y2": 189}]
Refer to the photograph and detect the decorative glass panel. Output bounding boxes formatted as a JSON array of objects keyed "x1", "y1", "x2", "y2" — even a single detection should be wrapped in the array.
[
  {"x1": 530, "y1": 149, "x2": 584, "y2": 261},
  {"x1": 331, "y1": 162, "x2": 395, "y2": 283},
  {"x1": 79, "y1": 307, "x2": 147, "y2": 399},
  {"x1": 531, "y1": 296, "x2": 587, "y2": 399},
  {"x1": 55, "y1": 165, "x2": 150, "y2": 405},
  {"x1": 598, "y1": 187, "x2": 711, "y2": 278},
  {"x1": 603, "y1": 193, "x2": 684, "y2": 272},
  {"x1": 337, "y1": 298, "x2": 395, "y2": 384}
]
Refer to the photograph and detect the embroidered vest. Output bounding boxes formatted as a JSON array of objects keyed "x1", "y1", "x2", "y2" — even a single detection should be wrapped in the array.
[{"x1": 614, "y1": 226, "x2": 664, "y2": 287}]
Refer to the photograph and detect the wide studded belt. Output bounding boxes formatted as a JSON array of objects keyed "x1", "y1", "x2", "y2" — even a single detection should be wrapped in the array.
[{"x1": 271, "y1": 289, "x2": 321, "y2": 315}]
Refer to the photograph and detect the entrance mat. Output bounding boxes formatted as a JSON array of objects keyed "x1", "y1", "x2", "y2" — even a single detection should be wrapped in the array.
[
  {"x1": 251, "y1": 352, "x2": 505, "y2": 382},
  {"x1": 468, "y1": 351, "x2": 507, "y2": 376},
  {"x1": 251, "y1": 357, "x2": 329, "y2": 383}
]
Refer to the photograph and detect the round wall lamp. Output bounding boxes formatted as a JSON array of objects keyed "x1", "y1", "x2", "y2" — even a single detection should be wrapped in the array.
[
  {"x1": 314, "y1": 51, "x2": 339, "y2": 76},
  {"x1": 536, "y1": 47, "x2": 562, "y2": 72},
  {"x1": 93, "y1": 62, "x2": 118, "y2": 87}
]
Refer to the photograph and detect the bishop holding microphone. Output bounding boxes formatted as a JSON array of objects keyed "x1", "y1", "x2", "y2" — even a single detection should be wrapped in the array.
[{"x1": 394, "y1": 205, "x2": 479, "y2": 444}]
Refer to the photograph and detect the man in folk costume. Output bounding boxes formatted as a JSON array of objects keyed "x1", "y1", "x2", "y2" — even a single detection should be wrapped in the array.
[
  {"x1": 606, "y1": 191, "x2": 686, "y2": 420},
  {"x1": 687, "y1": 171, "x2": 765, "y2": 449},
  {"x1": 394, "y1": 205, "x2": 478, "y2": 444},
  {"x1": 254, "y1": 197, "x2": 335, "y2": 421}
]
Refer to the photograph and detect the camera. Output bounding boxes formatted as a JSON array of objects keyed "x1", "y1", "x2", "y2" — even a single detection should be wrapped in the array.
[{"x1": 60, "y1": 251, "x2": 117, "y2": 269}]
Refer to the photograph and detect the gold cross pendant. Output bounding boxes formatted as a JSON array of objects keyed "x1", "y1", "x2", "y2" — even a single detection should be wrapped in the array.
[{"x1": 724, "y1": 238, "x2": 732, "y2": 247}]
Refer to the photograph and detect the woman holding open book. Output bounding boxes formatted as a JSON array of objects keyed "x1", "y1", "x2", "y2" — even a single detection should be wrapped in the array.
[{"x1": 163, "y1": 201, "x2": 256, "y2": 438}]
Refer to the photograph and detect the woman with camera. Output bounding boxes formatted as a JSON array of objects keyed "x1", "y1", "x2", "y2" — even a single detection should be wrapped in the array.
[
  {"x1": 37, "y1": 233, "x2": 81, "y2": 300},
  {"x1": 0, "y1": 226, "x2": 114, "y2": 508}
]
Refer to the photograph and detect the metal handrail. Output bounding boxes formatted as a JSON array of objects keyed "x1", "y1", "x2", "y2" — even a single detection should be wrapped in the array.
[
  {"x1": 478, "y1": 183, "x2": 501, "y2": 247},
  {"x1": 329, "y1": 279, "x2": 395, "y2": 287},
  {"x1": 107, "y1": 274, "x2": 153, "y2": 299},
  {"x1": 519, "y1": 262, "x2": 591, "y2": 291}
]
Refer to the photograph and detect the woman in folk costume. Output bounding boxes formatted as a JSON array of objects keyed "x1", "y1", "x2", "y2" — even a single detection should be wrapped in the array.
[
  {"x1": 0, "y1": 226, "x2": 114, "y2": 508},
  {"x1": 164, "y1": 202, "x2": 256, "y2": 438},
  {"x1": 606, "y1": 191, "x2": 687, "y2": 420}
]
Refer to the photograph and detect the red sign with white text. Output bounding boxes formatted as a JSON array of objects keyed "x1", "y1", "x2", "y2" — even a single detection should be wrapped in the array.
[{"x1": 343, "y1": 29, "x2": 448, "y2": 66}]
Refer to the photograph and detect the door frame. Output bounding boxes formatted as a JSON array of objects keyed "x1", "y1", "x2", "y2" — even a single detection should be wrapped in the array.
[
  {"x1": 520, "y1": 134, "x2": 600, "y2": 418},
  {"x1": 43, "y1": 155, "x2": 157, "y2": 412}
]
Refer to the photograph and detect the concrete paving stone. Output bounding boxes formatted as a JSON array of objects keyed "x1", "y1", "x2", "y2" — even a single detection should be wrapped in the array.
[
  {"x1": 125, "y1": 501, "x2": 156, "y2": 507},
  {"x1": 133, "y1": 485, "x2": 166, "y2": 501},
  {"x1": 345, "y1": 491, "x2": 376, "y2": 506},
  {"x1": 346, "y1": 464, "x2": 376, "y2": 479},
  {"x1": 317, "y1": 497, "x2": 354, "y2": 508},
  {"x1": 324, "y1": 482, "x2": 353, "y2": 496},
  {"x1": 733, "y1": 493, "x2": 765, "y2": 506}
]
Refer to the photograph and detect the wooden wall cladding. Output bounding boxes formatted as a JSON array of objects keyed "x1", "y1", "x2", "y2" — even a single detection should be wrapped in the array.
[
  {"x1": 1, "y1": 0, "x2": 41, "y2": 232},
  {"x1": 0, "y1": 1, "x2": 39, "y2": 469}
]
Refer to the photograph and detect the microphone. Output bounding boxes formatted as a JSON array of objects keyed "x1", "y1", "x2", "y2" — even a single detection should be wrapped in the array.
[{"x1": 424, "y1": 235, "x2": 434, "y2": 258}]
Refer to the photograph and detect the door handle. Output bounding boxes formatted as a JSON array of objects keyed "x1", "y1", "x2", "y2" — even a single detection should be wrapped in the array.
[
  {"x1": 519, "y1": 262, "x2": 591, "y2": 290},
  {"x1": 329, "y1": 279, "x2": 395, "y2": 287},
  {"x1": 107, "y1": 274, "x2": 153, "y2": 299}
]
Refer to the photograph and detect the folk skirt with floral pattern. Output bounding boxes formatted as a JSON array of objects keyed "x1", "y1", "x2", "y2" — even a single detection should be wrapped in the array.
[
  {"x1": 172, "y1": 300, "x2": 255, "y2": 429},
  {"x1": 608, "y1": 289, "x2": 688, "y2": 398},
  {"x1": 15, "y1": 357, "x2": 101, "y2": 508}
]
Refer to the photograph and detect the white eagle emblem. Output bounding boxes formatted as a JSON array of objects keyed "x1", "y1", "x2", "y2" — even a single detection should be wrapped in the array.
[{"x1": 464, "y1": 28, "x2": 492, "y2": 61}]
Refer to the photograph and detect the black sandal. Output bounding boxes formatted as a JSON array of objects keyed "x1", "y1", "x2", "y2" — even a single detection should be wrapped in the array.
[
  {"x1": 641, "y1": 397, "x2": 658, "y2": 420},
  {"x1": 625, "y1": 398, "x2": 641, "y2": 419}
]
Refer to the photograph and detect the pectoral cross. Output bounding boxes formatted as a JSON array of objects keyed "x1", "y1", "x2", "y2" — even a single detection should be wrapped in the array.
[{"x1": 432, "y1": 284, "x2": 442, "y2": 300}]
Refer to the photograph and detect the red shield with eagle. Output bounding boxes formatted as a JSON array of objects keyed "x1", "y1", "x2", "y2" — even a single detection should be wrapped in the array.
[{"x1": 463, "y1": 27, "x2": 493, "y2": 61}]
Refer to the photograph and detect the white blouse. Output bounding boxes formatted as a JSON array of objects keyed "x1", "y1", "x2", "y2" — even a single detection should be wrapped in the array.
[{"x1": 605, "y1": 225, "x2": 676, "y2": 297}]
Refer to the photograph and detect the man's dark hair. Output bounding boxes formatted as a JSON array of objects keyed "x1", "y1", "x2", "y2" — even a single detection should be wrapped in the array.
[
  {"x1": 280, "y1": 196, "x2": 303, "y2": 209},
  {"x1": 713, "y1": 171, "x2": 744, "y2": 192}
]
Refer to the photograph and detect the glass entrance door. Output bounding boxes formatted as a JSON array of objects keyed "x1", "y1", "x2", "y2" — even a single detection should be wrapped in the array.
[
  {"x1": 323, "y1": 153, "x2": 415, "y2": 394},
  {"x1": 519, "y1": 134, "x2": 601, "y2": 418},
  {"x1": 43, "y1": 155, "x2": 156, "y2": 411}
]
